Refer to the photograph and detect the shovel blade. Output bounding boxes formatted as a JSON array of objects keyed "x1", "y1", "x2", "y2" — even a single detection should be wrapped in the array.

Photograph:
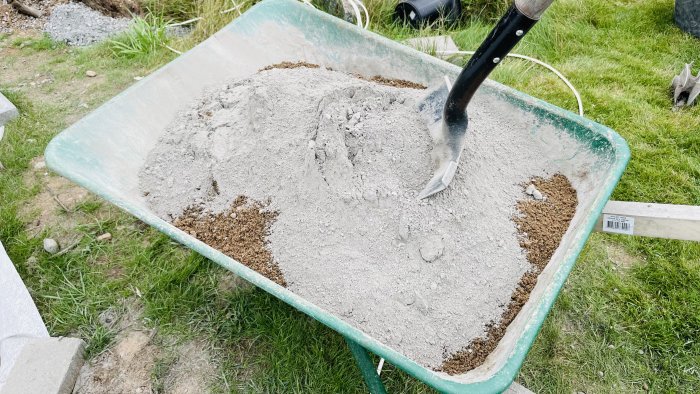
[{"x1": 416, "y1": 82, "x2": 468, "y2": 199}]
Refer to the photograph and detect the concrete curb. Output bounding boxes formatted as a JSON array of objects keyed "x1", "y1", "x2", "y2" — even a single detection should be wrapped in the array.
[
  {"x1": 0, "y1": 93, "x2": 18, "y2": 125},
  {"x1": 1, "y1": 337, "x2": 85, "y2": 394},
  {"x1": 0, "y1": 92, "x2": 19, "y2": 142},
  {"x1": 0, "y1": 241, "x2": 49, "y2": 389}
]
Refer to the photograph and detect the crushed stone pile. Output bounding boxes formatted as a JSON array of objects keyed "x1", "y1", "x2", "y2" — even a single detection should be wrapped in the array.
[
  {"x1": 139, "y1": 65, "x2": 593, "y2": 369},
  {"x1": 44, "y1": 2, "x2": 130, "y2": 46}
]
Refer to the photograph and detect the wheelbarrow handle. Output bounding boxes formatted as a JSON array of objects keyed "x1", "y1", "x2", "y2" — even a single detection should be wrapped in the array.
[
  {"x1": 515, "y1": 0, "x2": 554, "y2": 19},
  {"x1": 443, "y1": 0, "x2": 554, "y2": 122}
]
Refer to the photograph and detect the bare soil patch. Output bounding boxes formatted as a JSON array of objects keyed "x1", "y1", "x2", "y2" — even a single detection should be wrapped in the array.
[
  {"x1": 21, "y1": 156, "x2": 90, "y2": 244},
  {"x1": 440, "y1": 174, "x2": 578, "y2": 374},
  {"x1": 173, "y1": 196, "x2": 286, "y2": 287},
  {"x1": 75, "y1": 301, "x2": 160, "y2": 394},
  {"x1": 163, "y1": 340, "x2": 218, "y2": 394},
  {"x1": 80, "y1": 0, "x2": 140, "y2": 17}
]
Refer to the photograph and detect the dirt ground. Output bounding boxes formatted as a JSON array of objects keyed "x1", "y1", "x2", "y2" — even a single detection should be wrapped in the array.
[
  {"x1": 0, "y1": 0, "x2": 69, "y2": 34},
  {"x1": 1, "y1": 0, "x2": 137, "y2": 34},
  {"x1": 74, "y1": 300, "x2": 219, "y2": 394}
]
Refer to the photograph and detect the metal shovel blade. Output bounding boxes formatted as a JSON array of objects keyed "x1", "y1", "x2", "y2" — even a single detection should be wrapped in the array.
[
  {"x1": 415, "y1": 1, "x2": 549, "y2": 199},
  {"x1": 416, "y1": 83, "x2": 468, "y2": 199}
]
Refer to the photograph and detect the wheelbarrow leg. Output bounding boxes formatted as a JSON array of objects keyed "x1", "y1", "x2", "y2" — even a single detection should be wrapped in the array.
[{"x1": 345, "y1": 338, "x2": 387, "y2": 394}]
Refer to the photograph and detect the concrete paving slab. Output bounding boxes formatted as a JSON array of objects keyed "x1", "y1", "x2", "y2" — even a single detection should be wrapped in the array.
[
  {"x1": 0, "y1": 242, "x2": 49, "y2": 389},
  {"x1": 0, "y1": 93, "x2": 18, "y2": 126},
  {"x1": 0, "y1": 93, "x2": 19, "y2": 142},
  {"x1": 0, "y1": 94, "x2": 19, "y2": 140},
  {"x1": 403, "y1": 35, "x2": 460, "y2": 59},
  {"x1": 1, "y1": 337, "x2": 85, "y2": 394}
]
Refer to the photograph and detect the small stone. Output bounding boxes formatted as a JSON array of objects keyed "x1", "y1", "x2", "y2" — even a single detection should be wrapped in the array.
[
  {"x1": 398, "y1": 223, "x2": 410, "y2": 241},
  {"x1": 399, "y1": 291, "x2": 415, "y2": 306},
  {"x1": 419, "y1": 235, "x2": 444, "y2": 262},
  {"x1": 33, "y1": 160, "x2": 46, "y2": 169},
  {"x1": 525, "y1": 184, "x2": 536, "y2": 195},
  {"x1": 98, "y1": 308, "x2": 117, "y2": 327},
  {"x1": 96, "y1": 233, "x2": 112, "y2": 241},
  {"x1": 43, "y1": 238, "x2": 59, "y2": 254},
  {"x1": 415, "y1": 293, "x2": 429, "y2": 314},
  {"x1": 362, "y1": 189, "x2": 377, "y2": 202},
  {"x1": 133, "y1": 76, "x2": 143, "y2": 81},
  {"x1": 532, "y1": 189, "x2": 543, "y2": 200},
  {"x1": 607, "y1": 344, "x2": 615, "y2": 349},
  {"x1": 642, "y1": 383, "x2": 649, "y2": 391},
  {"x1": 86, "y1": 70, "x2": 97, "y2": 77},
  {"x1": 638, "y1": 349, "x2": 644, "y2": 355},
  {"x1": 597, "y1": 370, "x2": 604, "y2": 378}
]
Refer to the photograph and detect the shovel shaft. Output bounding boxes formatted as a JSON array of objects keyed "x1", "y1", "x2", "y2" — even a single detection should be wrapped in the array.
[
  {"x1": 515, "y1": 0, "x2": 554, "y2": 19},
  {"x1": 443, "y1": 4, "x2": 542, "y2": 123}
]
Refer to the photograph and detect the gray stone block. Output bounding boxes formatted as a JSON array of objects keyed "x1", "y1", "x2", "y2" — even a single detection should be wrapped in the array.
[
  {"x1": 0, "y1": 242, "x2": 49, "y2": 387},
  {"x1": 1, "y1": 337, "x2": 85, "y2": 394},
  {"x1": 0, "y1": 93, "x2": 18, "y2": 126}
]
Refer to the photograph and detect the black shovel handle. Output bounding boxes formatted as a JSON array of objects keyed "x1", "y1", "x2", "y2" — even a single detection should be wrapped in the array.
[{"x1": 443, "y1": 0, "x2": 554, "y2": 123}]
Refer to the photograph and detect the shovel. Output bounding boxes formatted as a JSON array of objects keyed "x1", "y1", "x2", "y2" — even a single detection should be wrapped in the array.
[{"x1": 417, "y1": 0, "x2": 555, "y2": 199}]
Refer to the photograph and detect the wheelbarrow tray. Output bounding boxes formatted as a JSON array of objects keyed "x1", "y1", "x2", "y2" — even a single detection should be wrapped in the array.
[{"x1": 45, "y1": 0, "x2": 630, "y2": 391}]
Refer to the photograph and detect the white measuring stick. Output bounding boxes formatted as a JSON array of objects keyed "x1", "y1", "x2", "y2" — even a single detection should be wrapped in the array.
[
  {"x1": 376, "y1": 357, "x2": 385, "y2": 375},
  {"x1": 595, "y1": 201, "x2": 700, "y2": 241}
]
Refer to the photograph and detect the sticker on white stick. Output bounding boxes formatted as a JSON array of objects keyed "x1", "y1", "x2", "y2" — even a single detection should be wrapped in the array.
[{"x1": 602, "y1": 214, "x2": 634, "y2": 235}]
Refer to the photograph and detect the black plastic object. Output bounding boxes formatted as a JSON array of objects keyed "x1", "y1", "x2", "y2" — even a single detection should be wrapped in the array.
[
  {"x1": 675, "y1": 0, "x2": 700, "y2": 38},
  {"x1": 394, "y1": 0, "x2": 462, "y2": 28},
  {"x1": 444, "y1": 5, "x2": 537, "y2": 123}
]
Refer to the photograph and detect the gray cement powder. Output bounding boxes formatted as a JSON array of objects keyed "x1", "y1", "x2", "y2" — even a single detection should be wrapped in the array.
[{"x1": 139, "y1": 67, "x2": 591, "y2": 368}]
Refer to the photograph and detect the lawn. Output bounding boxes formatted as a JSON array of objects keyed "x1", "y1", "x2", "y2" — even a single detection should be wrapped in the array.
[{"x1": 1, "y1": 0, "x2": 699, "y2": 392}]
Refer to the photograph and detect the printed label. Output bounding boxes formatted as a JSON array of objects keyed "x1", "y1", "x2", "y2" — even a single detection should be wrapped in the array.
[{"x1": 602, "y1": 214, "x2": 634, "y2": 235}]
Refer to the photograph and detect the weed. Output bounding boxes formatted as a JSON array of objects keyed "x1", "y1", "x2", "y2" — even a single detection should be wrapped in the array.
[{"x1": 110, "y1": 14, "x2": 170, "y2": 58}]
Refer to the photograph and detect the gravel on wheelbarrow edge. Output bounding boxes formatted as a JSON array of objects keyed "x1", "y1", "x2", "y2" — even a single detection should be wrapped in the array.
[
  {"x1": 173, "y1": 195, "x2": 287, "y2": 287},
  {"x1": 440, "y1": 174, "x2": 578, "y2": 374}
]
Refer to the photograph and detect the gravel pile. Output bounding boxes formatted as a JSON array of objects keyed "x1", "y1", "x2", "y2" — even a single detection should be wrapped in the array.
[
  {"x1": 44, "y1": 2, "x2": 130, "y2": 46},
  {"x1": 0, "y1": 0, "x2": 68, "y2": 34}
]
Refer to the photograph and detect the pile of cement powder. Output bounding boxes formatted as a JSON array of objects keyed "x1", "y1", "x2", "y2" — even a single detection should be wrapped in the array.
[{"x1": 140, "y1": 66, "x2": 591, "y2": 368}]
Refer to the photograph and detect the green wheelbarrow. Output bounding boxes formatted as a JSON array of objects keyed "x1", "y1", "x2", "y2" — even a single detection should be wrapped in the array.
[{"x1": 45, "y1": 0, "x2": 630, "y2": 392}]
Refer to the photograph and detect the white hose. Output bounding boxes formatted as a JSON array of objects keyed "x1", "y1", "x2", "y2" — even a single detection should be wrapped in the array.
[
  {"x1": 438, "y1": 50, "x2": 584, "y2": 116},
  {"x1": 346, "y1": 0, "x2": 364, "y2": 28}
]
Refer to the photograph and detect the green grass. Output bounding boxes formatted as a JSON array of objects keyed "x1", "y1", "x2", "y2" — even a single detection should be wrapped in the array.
[
  {"x1": 2, "y1": 0, "x2": 700, "y2": 392},
  {"x1": 110, "y1": 13, "x2": 171, "y2": 59}
]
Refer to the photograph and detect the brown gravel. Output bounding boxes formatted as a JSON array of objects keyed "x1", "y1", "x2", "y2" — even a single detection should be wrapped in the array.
[
  {"x1": 440, "y1": 174, "x2": 578, "y2": 374},
  {"x1": 365, "y1": 75, "x2": 426, "y2": 89},
  {"x1": 260, "y1": 61, "x2": 426, "y2": 89},
  {"x1": 173, "y1": 196, "x2": 286, "y2": 287},
  {"x1": 260, "y1": 61, "x2": 320, "y2": 71}
]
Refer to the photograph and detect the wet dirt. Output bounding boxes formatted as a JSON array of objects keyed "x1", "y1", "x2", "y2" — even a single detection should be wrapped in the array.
[
  {"x1": 173, "y1": 196, "x2": 286, "y2": 287},
  {"x1": 261, "y1": 61, "x2": 427, "y2": 89},
  {"x1": 440, "y1": 173, "x2": 578, "y2": 374}
]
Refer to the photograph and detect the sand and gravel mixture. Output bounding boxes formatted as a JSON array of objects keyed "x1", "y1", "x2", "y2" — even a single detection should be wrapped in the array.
[{"x1": 139, "y1": 64, "x2": 591, "y2": 371}]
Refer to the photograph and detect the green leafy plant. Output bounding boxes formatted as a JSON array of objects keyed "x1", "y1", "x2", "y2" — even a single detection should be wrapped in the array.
[{"x1": 110, "y1": 13, "x2": 170, "y2": 58}]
